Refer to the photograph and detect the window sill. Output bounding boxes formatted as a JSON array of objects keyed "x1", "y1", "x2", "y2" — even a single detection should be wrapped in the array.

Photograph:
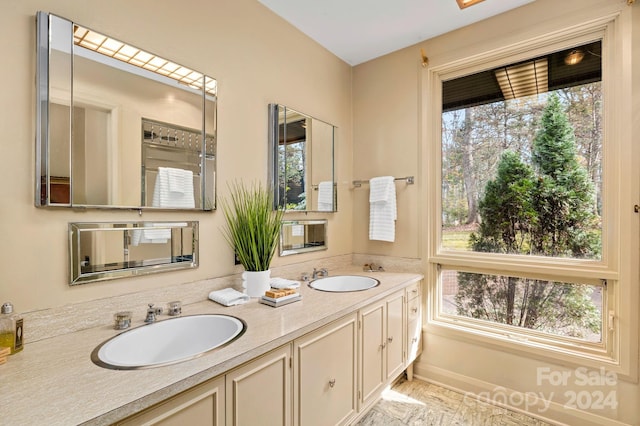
[{"x1": 424, "y1": 318, "x2": 634, "y2": 382}]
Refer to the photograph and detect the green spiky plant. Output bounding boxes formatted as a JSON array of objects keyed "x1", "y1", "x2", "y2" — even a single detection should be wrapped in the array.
[{"x1": 220, "y1": 181, "x2": 284, "y2": 271}]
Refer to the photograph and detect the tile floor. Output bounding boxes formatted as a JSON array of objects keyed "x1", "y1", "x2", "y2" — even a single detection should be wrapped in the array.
[{"x1": 356, "y1": 376, "x2": 555, "y2": 426}]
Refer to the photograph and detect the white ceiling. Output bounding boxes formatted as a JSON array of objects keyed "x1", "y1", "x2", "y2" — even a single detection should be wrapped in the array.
[{"x1": 257, "y1": 0, "x2": 535, "y2": 65}]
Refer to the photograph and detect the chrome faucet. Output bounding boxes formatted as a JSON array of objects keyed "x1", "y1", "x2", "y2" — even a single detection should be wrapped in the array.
[
  {"x1": 312, "y1": 268, "x2": 329, "y2": 279},
  {"x1": 363, "y1": 263, "x2": 385, "y2": 272},
  {"x1": 145, "y1": 303, "x2": 163, "y2": 323}
]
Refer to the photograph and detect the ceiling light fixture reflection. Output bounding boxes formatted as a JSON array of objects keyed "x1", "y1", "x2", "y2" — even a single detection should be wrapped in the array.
[
  {"x1": 564, "y1": 49, "x2": 585, "y2": 65},
  {"x1": 456, "y1": 0, "x2": 486, "y2": 9},
  {"x1": 495, "y1": 58, "x2": 548, "y2": 100},
  {"x1": 73, "y1": 25, "x2": 216, "y2": 96}
]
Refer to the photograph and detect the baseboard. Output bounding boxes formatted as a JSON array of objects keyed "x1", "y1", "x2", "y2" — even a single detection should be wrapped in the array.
[{"x1": 413, "y1": 364, "x2": 631, "y2": 426}]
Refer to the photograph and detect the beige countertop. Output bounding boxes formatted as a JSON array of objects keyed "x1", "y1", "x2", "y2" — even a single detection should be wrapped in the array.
[{"x1": 1, "y1": 268, "x2": 422, "y2": 426}]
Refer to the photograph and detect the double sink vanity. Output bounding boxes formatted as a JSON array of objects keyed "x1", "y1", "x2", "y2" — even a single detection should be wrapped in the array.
[
  {"x1": 24, "y1": 12, "x2": 423, "y2": 425},
  {"x1": 3, "y1": 270, "x2": 422, "y2": 425}
]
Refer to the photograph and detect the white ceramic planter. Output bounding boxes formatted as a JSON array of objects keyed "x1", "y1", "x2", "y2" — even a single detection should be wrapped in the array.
[{"x1": 242, "y1": 269, "x2": 271, "y2": 297}]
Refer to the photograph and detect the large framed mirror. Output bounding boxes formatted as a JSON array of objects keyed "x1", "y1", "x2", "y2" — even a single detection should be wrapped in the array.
[
  {"x1": 268, "y1": 104, "x2": 336, "y2": 212},
  {"x1": 69, "y1": 221, "x2": 198, "y2": 285},
  {"x1": 36, "y1": 12, "x2": 216, "y2": 210}
]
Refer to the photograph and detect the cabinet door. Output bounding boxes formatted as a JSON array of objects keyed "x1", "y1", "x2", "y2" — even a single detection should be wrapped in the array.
[
  {"x1": 359, "y1": 301, "x2": 385, "y2": 409},
  {"x1": 226, "y1": 344, "x2": 291, "y2": 426},
  {"x1": 117, "y1": 375, "x2": 224, "y2": 426},
  {"x1": 407, "y1": 318, "x2": 422, "y2": 363},
  {"x1": 386, "y1": 292, "x2": 405, "y2": 381},
  {"x1": 294, "y1": 313, "x2": 358, "y2": 426}
]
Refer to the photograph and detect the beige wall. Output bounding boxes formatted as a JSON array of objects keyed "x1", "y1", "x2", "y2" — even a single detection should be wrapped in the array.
[
  {"x1": 352, "y1": 0, "x2": 640, "y2": 424},
  {"x1": 0, "y1": 0, "x2": 353, "y2": 312},
  {"x1": 3, "y1": 0, "x2": 639, "y2": 423}
]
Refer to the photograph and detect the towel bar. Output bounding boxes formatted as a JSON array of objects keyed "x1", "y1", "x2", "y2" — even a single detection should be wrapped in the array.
[{"x1": 352, "y1": 176, "x2": 414, "y2": 188}]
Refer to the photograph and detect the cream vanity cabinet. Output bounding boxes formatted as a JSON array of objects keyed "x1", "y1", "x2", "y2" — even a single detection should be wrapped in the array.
[
  {"x1": 117, "y1": 345, "x2": 291, "y2": 426},
  {"x1": 358, "y1": 290, "x2": 405, "y2": 409},
  {"x1": 115, "y1": 281, "x2": 421, "y2": 426},
  {"x1": 117, "y1": 375, "x2": 226, "y2": 426},
  {"x1": 293, "y1": 313, "x2": 358, "y2": 426}
]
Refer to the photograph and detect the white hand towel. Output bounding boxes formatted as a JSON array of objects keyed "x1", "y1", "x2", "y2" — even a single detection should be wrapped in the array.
[
  {"x1": 143, "y1": 227, "x2": 171, "y2": 241},
  {"x1": 130, "y1": 223, "x2": 171, "y2": 246},
  {"x1": 317, "y1": 181, "x2": 334, "y2": 211},
  {"x1": 208, "y1": 288, "x2": 250, "y2": 306},
  {"x1": 369, "y1": 176, "x2": 397, "y2": 242},
  {"x1": 168, "y1": 167, "x2": 191, "y2": 194},
  {"x1": 269, "y1": 277, "x2": 301, "y2": 289},
  {"x1": 152, "y1": 167, "x2": 195, "y2": 208}
]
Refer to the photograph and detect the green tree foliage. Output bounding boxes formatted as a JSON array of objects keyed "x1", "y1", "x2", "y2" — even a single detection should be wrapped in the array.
[
  {"x1": 530, "y1": 94, "x2": 600, "y2": 258},
  {"x1": 456, "y1": 94, "x2": 601, "y2": 339},
  {"x1": 441, "y1": 84, "x2": 602, "y2": 228}
]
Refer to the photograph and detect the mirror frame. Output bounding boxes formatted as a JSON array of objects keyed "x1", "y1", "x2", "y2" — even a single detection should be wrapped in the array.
[
  {"x1": 268, "y1": 104, "x2": 336, "y2": 212},
  {"x1": 69, "y1": 221, "x2": 198, "y2": 285},
  {"x1": 36, "y1": 11, "x2": 217, "y2": 211}
]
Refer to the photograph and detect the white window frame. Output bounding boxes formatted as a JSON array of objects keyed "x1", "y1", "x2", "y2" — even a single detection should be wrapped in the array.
[{"x1": 423, "y1": 12, "x2": 638, "y2": 380}]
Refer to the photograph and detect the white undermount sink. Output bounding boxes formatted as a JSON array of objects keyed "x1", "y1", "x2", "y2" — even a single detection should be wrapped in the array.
[
  {"x1": 91, "y1": 314, "x2": 246, "y2": 370},
  {"x1": 309, "y1": 275, "x2": 380, "y2": 292}
]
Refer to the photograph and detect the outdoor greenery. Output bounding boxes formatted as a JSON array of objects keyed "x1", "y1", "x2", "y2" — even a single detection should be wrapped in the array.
[
  {"x1": 442, "y1": 84, "x2": 603, "y2": 232},
  {"x1": 444, "y1": 89, "x2": 603, "y2": 340},
  {"x1": 220, "y1": 181, "x2": 284, "y2": 271},
  {"x1": 278, "y1": 142, "x2": 307, "y2": 210}
]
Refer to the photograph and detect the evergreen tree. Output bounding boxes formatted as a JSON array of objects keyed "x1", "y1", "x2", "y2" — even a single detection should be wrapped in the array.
[
  {"x1": 530, "y1": 93, "x2": 600, "y2": 258},
  {"x1": 455, "y1": 94, "x2": 601, "y2": 338}
]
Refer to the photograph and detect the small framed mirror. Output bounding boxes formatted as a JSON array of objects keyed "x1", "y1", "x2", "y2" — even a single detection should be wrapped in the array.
[
  {"x1": 268, "y1": 104, "x2": 336, "y2": 212},
  {"x1": 279, "y1": 219, "x2": 327, "y2": 256},
  {"x1": 69, "y1": 221, "x2": 198, "y2": 285},
  {"x1": 36, "y1": 12, "x2": 216, "y2": 210}
]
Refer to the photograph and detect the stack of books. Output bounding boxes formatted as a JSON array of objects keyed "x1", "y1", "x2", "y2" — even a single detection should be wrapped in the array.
[{"x1": 259, "y1": 288, "x2": 302, "y2": 308}]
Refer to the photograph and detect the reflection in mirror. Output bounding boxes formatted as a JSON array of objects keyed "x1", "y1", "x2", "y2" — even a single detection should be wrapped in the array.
[
  {"x1": 279, "y1": 220, "x2": 327, "y2": 256},
  {"x1": 69, "y1": 222, "x2": 198, "y2": 285},
  {"x1": 268, "y1": 104, "x2": 336, "y2": 212},
  {"x1": 36, "y1": 12, "x2": 216, "y2": 210}
]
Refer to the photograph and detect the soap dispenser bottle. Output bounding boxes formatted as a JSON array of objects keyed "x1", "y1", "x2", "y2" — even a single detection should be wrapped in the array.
[{"x1": 0, "y1": 302, "x2": 23, "y2": 354}]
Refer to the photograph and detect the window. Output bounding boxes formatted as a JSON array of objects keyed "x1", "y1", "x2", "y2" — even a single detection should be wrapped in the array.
[{"x1": 426, "y1": 22, "x2": 628, "y2": 366}]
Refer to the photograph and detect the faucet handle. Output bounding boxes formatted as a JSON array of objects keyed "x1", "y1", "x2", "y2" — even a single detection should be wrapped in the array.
[
  {"x1": 167, "y1": 301, "x2": 182, "y2": 316},
  {"x1": 300, "y1": 272, "x2": 310, "y2": 282},
  {"x1": 114, "y1": 311, "x2": 132, "y2": 330},
  {"x1": 363, "y1": 263, "x2": 384, "y2": 272}
]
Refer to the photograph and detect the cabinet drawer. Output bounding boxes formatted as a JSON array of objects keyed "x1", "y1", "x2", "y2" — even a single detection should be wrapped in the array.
[
  {"x1": 405, "y1": 282, "x2": 420, "y2": 301},
  {"x1": 407, "y1": 297, "x2": 421, "y2": 323}
]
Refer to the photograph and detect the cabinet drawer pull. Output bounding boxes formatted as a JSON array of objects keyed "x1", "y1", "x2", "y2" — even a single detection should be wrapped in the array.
[
  {"x1": 380, "y1": 342, "x2": 386, "y2": 350},
  {"x1": 412, "y1": 307, "x2": 418, "y2": 313},
  {"x1": 388, "y1": 336, "x2": 393, "y2": 343},
  {"x1": 412, "y1": 289, "x2": 418, "y2": 294},
  {"x1": 412, "y1": 337, "x2": 418, "y2": 343},
  {"x1": 329, "y1": 379, "x2": 336, "y2": 388}
]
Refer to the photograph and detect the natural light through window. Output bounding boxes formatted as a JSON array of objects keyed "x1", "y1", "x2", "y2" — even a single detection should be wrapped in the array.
[{"x1": 436, "y1": 39, "x2": 610, "y2": 355}]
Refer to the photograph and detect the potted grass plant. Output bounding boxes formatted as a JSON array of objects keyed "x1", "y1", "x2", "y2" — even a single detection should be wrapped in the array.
[{"x1": 220, "y1": 180, "x2": 284, "y2": 297}]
